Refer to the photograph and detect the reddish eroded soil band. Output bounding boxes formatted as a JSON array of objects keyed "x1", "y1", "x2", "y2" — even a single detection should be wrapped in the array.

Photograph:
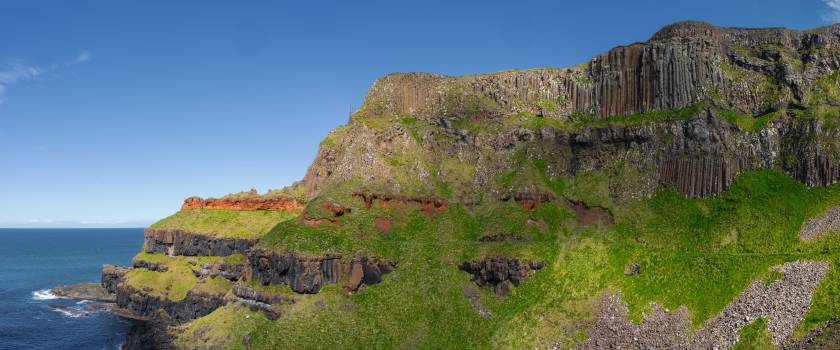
[
  {"x1": 181, "y1": 196, "x2": 305, "y2": 211},
  {"x1": 353, "y1": 192, "x2": 446, "y2": 218}
]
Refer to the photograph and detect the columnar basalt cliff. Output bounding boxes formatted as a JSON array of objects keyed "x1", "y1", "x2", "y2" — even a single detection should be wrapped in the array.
[
  {"x1": 245, "y1": 250, "x2": 396, "y2": 294},
  {"x1": 181, "y1": 196, "x2": 305, "y2": 211},
  {"x1": 142, "y1": 229, "x2": 254, "y2": 256},
  {"x1": 115, "y1": 284, "x2": 226, "y2": 323},
  {"x1": 302, "y1": 22, "x2": 840, "y2": 200}
]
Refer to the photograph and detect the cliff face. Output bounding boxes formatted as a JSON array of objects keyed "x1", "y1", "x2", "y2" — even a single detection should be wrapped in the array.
[
  {"x1": 302, "y1": 21, "x2": 840, "y2": 201},
  {"x1": 359, "y1": 21, "x2": 839, "y2": 120},
  {"x1": 142, "y1": 229, "x2": 254, "y2": 256}
]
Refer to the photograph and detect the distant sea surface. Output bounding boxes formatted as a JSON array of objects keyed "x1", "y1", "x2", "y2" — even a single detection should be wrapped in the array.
[{"x1": 0, "y1": 228, "x2": 143, "y2": 350}]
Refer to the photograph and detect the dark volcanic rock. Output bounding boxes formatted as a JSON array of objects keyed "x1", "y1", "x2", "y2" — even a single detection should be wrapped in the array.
[
  {"x1": 458, "y1": 256, "x2": 545, "y2": 297},
  {"x1": 51, "y1": 282, "x2": 115, "y2": 302},
  {"x1": 478, "y1": 233, "x2": 530, "y2": 242},
  {"x1": 101, "y1": 264, "x2": 129, "y2": 295},
  {"x1": 121, "y1": 314, "x2": 175, "y2": 350},
  {"x1": 228, "y1": 284, "x2": 294, "y2": 320},
  {"x1": 624, "y1": 262, "x2": 641, "y2": 276},
  {"x1": 231, "y1": 284, "x2": 295, "y2": 305},
  {"x1": 142, "y1": 229, "x2": 254, "y2": 257},
  {"x1": 115, "y1": 284, "x2": 225, "y2": 323},
  {"x1": 192, "y1": 260, "x2": 246, "y2": 281},
  {"x1": 246, "y1": 250, "x2": 396, "y2": 294},
  {"x1": 132, "y1": 259, "x2": 168, "y2": 272}
]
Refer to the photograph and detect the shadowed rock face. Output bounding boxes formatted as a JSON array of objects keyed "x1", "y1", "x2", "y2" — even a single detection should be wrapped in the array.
[
  {"x1": 142, "y1": 229, "x2": 254, "y2": 257},
  {"x1": 101, "y1": 264, "x2": 129, "y2": 295},
  {"x1": 114, "y1": 284, "x2": 226, "y2": 323},
  {"x1": 245, "y1": 250, "x2": 396, "y2": 294}
]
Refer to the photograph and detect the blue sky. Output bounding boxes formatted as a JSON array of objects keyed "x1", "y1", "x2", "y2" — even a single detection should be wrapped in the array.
[{"x1": 0, "y1": 0, "x2": 835, "y2": 227}]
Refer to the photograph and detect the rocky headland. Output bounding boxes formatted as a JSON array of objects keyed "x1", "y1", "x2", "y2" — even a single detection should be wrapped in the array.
[{"x1": 92, "y1": 21, "x2": 840, "y2": 349}]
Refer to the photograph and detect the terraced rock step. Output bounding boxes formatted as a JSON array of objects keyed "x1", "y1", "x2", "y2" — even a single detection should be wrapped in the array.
[
  {"x1": 246, "y1": 250, "x2": 396, "y2": 294},
  {"x1": 227, "y1": 284, "x2": 296, "y2": 320},
  {"x1": 143, "y1": 229, "x2": 254, "y2": 257},
  {"x1": 115, "y1": 284, "x2": 226, "y2": 323}
]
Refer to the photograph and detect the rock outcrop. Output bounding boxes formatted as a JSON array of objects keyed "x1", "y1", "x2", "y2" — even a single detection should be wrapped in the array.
[
  {"x1": 115, "y1": 284, "x2": 226, "y2": 323},
  {"x1": 246, "y1": 250, "x2": 396, "y2": 294},
  {"x1": 181, "y1": 196, "x2": 305, "y2": 211},
  {"x1": 501, "y1": 192, "x2": 556, "y2": 210},
  {"x1": 192, "y1": 260, "x2": 246, "y2": 281},
  {"x1": 142, "y1": 229, "x2": 253, "y2": 257},
  {"x1": 458, "y1": 257, "x2": 545, "y2": 297},
  {"x1": 101, "y1": 264, "x2": 129, "y2": 295},
  {"x1": 50, "y1": 282, "x2": 116, "y2": 302}
]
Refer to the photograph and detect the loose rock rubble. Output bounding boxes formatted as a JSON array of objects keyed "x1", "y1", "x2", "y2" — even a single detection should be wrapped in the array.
[
  {"x1": 573, "y1": 260, "x2": 831, "y2": 349},
  {"x1": 692, "y1": 260, "x2": 831, "y2": 349},
  {"x1": 799, "y1": 206, "x2": 840, "y2": 240},
  {"x1": 575, "y1": 294, "x2": 691, "y2": 350}
]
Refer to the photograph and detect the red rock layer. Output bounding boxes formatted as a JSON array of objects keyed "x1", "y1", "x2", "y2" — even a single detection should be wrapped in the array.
[
  {"x1": 353, "y1": 192, "x2": 447, "y2": 218},
  {"x1": 181, "y1": 196, "x2": 305, "y2": 211}
]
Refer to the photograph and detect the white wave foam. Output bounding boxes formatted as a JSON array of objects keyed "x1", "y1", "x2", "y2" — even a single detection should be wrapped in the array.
[
  {"x1": 76, "y1": 299, "x2": 92, "y2": 305},
  {"x1": 51, "y1": 306, "x2": 89, "y2": 318},
  {"x1": 32, "y1": 289, "x2": 57, "y2": 300}
]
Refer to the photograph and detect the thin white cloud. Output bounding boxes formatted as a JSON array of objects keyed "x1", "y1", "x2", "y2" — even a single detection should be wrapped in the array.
[
  {"x1": 0, "y1": 50, "x2": 91, "y2": 105},
  {"x1": 74, "y1": 50, "x2": 91, "y2": 64},
  {"x1": 0, "y1": 64, "x2": 43, "y2": 105},
  {"x1": 823, "y1": 0, "x2": 840, "y2": 23}
]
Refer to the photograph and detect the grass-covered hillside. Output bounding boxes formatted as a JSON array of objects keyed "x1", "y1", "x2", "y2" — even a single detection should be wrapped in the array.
[
  {"x1": 150, "y1": 208, "x2": 298, "y2": 239},
  {"x1": 166, "y1": 169, "x2": 839, "y2": 349}
]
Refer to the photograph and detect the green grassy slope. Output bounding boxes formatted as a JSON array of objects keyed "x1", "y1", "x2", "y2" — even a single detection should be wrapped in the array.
[
  {"x1": 171, "y1": 169, "x2": 838, "y2": 349},
  {"x1": 149, "y1": 208, "x2": 299, "y2": 239}
]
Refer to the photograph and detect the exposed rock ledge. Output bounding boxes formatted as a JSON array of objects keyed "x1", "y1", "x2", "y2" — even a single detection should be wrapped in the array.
[
  {"x1": 50, "y1": 282, "x2": 115, "y2": 302},
  {"x1": 142, "y1": 228, "x2": 253, "y2": 257},
  {"x1": 573, "y1": 260, "x2": 831, "y2": 349},
  {"x1": 227, "y1": 284, "x2": 296, "y2": 320},
  {"x1": 181, "y1": 196, "x2": 305, "y2": 211},
  {"x1": 246, "y1": 250, "x2": 396, "y2": 294}
]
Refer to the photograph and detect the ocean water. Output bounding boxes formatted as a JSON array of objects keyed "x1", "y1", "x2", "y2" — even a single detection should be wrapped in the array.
[{"x1": 0, "y1": 228, "x2": 143, "y2": 350}]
